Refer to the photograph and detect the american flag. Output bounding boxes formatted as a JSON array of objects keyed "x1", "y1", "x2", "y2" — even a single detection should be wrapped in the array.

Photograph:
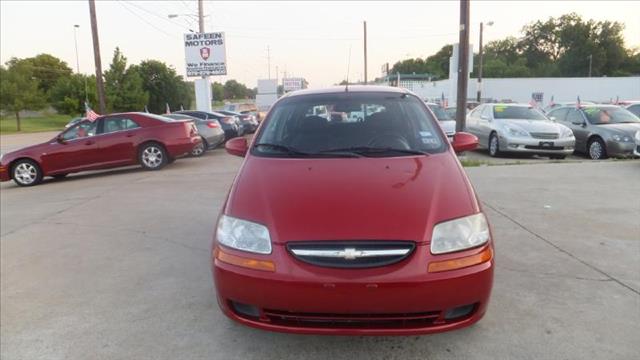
[
  {"x1": 576, "y1": 96, "x2": 581, "y2": 108},
  {"x1": 529, "y1": 95, "x2": 537, "y2": 108},
  {"x1": 180, "y1": 104, "x2": 185, "y2": 111},
  {"x1": 165, "y1": 103, "x2": 171, "y2": 114},
  {"x1": 85, "y1": 102, "x2": 100, "y2": 121},
  {"x1": 549, "y1": 95, "x2": 555, "y2": 107}
]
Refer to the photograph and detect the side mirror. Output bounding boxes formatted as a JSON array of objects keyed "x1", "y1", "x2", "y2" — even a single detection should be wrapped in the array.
[
  {"x1": 56, "y1": 134, "x2": 66, "y2": 144},
  {"x1": 571, "y1": 120, "x2": 584, "y2": 126},
  {"x1": 452, "y1": 132, "x2": 478, "y2": 153},
  {"x1": 225, "y1": 137, "x2": 248, "y2": 157},
  {"x1": 549, "y1": 116, "x2": 557, "y2": 121},
  {"x1": 480, "y1": 115, "x2": 489, "y2": 120}
]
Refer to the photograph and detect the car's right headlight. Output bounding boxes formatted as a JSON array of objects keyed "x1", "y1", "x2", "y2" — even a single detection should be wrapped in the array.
[
  {"x1": 216, "y1": 215, "x2": 272, "y2": 254},
  {"x1": 635, "y1": 131, "x2": 640, "y2": 142},
  {"x1": 430, "y1": 213, "x2": 490, "y2": 254}
]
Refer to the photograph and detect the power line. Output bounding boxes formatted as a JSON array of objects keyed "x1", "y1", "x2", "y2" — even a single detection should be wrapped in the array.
[
  {"x1": 122, "y1": 0, "x2": 191, "y2": 32},
  {"x1": 118, "y1": 2, "x2": 174, "y2": 37}
]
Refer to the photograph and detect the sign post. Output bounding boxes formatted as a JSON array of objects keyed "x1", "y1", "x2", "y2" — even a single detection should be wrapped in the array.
[{"x1": 184, "y1": 32, "x2": 227, "y2": 111}]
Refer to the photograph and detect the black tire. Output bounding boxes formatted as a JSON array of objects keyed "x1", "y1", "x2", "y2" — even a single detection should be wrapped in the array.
[
  {"x1": 52, "y1": 173, "x2": 68, "y2": 179},
  {"x1": 191, "y1": 137, "x2": 207, "y2": 157},
  {"x1": 587, "y1": 137, "x2": 607, "y2": 160},
  {"x1": 139, "y1": 142, "x2": 168, "y2": 170},
  {"x1": 11, "y1": 159, "x2": 43, "y2": 187},
  {"x1": 488, "y1": 132, "x2": 501, "y2": 157},
  {"x1": 549, "y1": 155, "x2": 566, "y2": 160}
]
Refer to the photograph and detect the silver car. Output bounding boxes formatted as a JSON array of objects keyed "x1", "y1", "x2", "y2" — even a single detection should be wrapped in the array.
[
  {"x1": 466, "y1": 103, "x2": 575, "y2": 159},
  {"x1": 547, "y1": 105, "x2": 640, "y2": 159},
  {"x1": 164, "y1": 113, "x2": 225, "y2": 156},
  {"x1": 425, "y1": 102, "x2": 456, "y2": 139}
]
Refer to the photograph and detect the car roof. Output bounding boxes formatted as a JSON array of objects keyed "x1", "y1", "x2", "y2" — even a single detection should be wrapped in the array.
[{"x1": 282, "y1": 85, "x2": 411, "y2": 98}]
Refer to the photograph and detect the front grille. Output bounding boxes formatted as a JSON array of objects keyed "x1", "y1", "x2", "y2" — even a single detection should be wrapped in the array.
[
  {"x1": 524, "y1": 145, "x2": 564, "y2": 150},
  {"x1": 287, "y1": 241, "x2": 415, "y2": 268},
  {"x1": 530, "y1": 132, "x2": 559, "y2": 139},
  {"x1": 263, "y1": 309, "x2": 441, "y2": 329}
]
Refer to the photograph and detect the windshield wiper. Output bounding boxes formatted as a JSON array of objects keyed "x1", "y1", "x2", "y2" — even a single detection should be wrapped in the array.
[
  {"x1": 254, "y1": 143, "x2": 360, "y2": 158},
  {"x1": 320, "y1": 146, "x2": 429, "y2": 157}
]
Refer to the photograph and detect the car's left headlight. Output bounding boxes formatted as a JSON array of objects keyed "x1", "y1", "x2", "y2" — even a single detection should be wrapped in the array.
[
  {"x1": 505, "y1": 126, "x2": 529, "y2": 138},
  {"x1": 216, "y1": 215, "x2": 272, "y2": 254},
  {"x1": 612, "y1": 134, "x2": 632, "y2": 142},
  {"x1": 430, "y1": 213, "x2": 490, "y2": 254}
]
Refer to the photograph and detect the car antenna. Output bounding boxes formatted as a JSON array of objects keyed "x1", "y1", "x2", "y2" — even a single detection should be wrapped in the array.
[{"x1": 345, "y1": 45, "x2": 352, "y2": 92}]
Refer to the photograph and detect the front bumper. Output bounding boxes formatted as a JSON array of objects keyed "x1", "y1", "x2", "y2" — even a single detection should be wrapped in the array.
[
  {"x1": 499, "y1": 135, "x2": 575, "y2": 155},
  {"x1": 606, "y1": 140, "x2": 637, "y2": 157},
  {"x1": 212, "y1": 243, "x2": 494, "y2": 335},
  {"x1": 634, "y1": 143, "x2": 640, "y2": 157}
]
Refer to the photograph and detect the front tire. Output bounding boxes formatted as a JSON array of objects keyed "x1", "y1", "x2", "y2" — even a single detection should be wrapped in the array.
[
  {"x1": 488, "y1": 133, "x2": 501, "y2": 157},
  {"x1": 588, "y1": 138, "x2": 607, "y2": 160},
  {"x1": 139, "y1": 143, "x2": 168, "y2": 170},
  {"x1": 11, "y1": 159, "x2": 43, "y2": 187}
]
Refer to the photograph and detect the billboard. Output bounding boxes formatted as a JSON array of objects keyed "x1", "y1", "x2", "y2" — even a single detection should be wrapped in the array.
[
  {"x1": 283, "y1": 78, "x2": 305, "y2": 92},
  {"x1": 184, "y1": 32, "x2": 227, "y2": 77}
]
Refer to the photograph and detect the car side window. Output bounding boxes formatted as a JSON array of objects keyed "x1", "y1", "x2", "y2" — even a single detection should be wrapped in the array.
[
  {"x1": 62, "y1": 121, "x2": 97, "y2": 140},
  {"x1": 469, "y1": 106, "x2": 483, "y2": 118},
  {"x1": 567, "y1": 109, "x2": 585, "y2": 125},
  {"x1": 101, "y1": 117, "x2": 140, "y2": 134},
  {"x1": 549, "y1": 108, "x2": 569, "y2": 122}
]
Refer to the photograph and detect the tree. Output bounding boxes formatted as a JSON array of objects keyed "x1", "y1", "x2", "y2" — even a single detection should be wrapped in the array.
[
  {"x1": 49, "y1": 74, "x2": 97, "y2": 115},
  {"x1": 103, "y1": 48, "x2": 148, "y2": 112},
  {"x1": 0, "y1": 62, "x2": 47, "y2": 131},
  {"x1": 389, "y1": 45, "x2": 452, "y2": 79},
  {"x1": 134, "y1": 60, "x2": 191, "y2": 113},
  {"x1": 211, "y1": 82, "x2": 224, "y2": 101}
]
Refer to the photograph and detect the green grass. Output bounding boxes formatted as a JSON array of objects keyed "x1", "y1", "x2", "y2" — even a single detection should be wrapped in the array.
[
  {"x1": 459, "y1": 158, "x2": 488, "y2": 167},
  {"x1": 0, "y1": 114, "x2": 70, "y2": 134}
]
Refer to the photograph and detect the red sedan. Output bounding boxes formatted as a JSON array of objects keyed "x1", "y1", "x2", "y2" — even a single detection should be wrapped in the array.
[
  {"x1": 0, "y1": 112, "x2": 201, "y2": 186},
  {"x1": 212, "y1": 86, "x2": 494, "y2": 335}
]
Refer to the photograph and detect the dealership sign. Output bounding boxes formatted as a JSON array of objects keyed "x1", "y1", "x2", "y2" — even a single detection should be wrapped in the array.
[
  {"x1": 283, "y1": 78, "x2": 305, "y2": 92},
  {"x1": 184, "y1": 32, "x2": 227, "y2": 77}
]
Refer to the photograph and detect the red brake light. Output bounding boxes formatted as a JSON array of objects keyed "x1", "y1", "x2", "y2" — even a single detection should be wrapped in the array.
[{"x1": 207, "y1": 121, "x2": 219, "y2": 128}]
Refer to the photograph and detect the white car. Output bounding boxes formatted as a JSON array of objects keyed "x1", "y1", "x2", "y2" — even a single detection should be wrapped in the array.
[{"x1": 425, "y1": 102, "x2": 456, "y2": 139}]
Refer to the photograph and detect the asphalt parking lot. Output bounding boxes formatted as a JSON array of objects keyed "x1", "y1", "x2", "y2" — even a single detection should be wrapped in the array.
[{"x1": 1, "y1": 135, "x2": 639, "y2": 359}]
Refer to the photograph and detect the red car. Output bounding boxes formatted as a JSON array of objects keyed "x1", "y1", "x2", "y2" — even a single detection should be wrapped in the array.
[
  {"x1": 212, "y1": 86, "x2": 494, "y2": 335},
  {"x1": 0, "y1": 112, "x2": 201, "y2": 186}
]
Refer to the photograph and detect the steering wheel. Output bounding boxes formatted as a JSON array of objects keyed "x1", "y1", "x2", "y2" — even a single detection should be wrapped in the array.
[{"x1": 367, "y1": 133, "x2": 410, "y2": 149}]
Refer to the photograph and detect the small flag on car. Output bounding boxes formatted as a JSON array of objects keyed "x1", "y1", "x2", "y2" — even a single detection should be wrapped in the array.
[
  {"x1": 549, "y1": 95, "x2": 555, "y2": 107},
  {"x1": 165, "y1": 103, "x2": 171, "y2": 114},
  {"x1": 85, "y1": 101, "x2": 100, "y2": 121},
  {"x1": 180, "y1": 104, "x2": 185, "y2": 111},
  {"x1": 576, "y1": 96, "x2": 581, "y2": 108},
  {"x1": 144, "y1": 105, "x2": 149, "y2": 113}
]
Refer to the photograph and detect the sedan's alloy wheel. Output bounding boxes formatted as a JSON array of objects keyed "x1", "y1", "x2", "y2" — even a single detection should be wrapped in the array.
[
  {"x1": 191, "y1": 142, "x2": 204, "y2": 156},
  {"x1": 489, "y1": 135, "x2": 499, "y2": 157},
  {"x1": 142, "y1": 146, "x2": 163, "y2": 168},
  {"x1": 13, "y1": 162, "x2": 38, "y2": 185},
  {"x1": 589, "y1": 140, "x2": 604, "y2": 160}
]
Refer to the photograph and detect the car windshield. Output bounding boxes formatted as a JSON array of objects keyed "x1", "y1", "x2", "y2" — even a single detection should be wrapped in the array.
[
  {"x1": 253, "y1": 92, "x2": 446, "y2": 158},
  {"x1": 493, "y1": 105, "x2": 547, "y2": 120},
  {"x1": 582, "y1": 106, "x2": 640, "y2": 125},
  {"x1": 427, "y1": 105, "x2": 453, "y2": 121}
]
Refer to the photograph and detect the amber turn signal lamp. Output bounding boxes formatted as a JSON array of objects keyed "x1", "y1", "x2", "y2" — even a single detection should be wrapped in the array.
[
  {"x1": 215, "y1": 247, "x2": 276, "y2": 272},
  {"x1": 428, "y1": 247, "x2": 493, "y2": 273}
]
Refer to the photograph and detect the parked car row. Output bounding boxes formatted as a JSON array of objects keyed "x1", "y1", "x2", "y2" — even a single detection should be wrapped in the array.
[{"x1": 426, "y1": 100, "x2": 640, "y2": 160}]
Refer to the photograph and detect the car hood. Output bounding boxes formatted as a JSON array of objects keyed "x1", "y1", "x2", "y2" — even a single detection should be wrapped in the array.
[
  {"x1": 595, "y1": 123, "x2": 640, "y2": 137},
  {"x1": 499, "y1": 119, "x2": 563, "y2": 133},
  {"x1": 1, "y1": 140, "x2": 53, "y2": 163},
  {"x1": 224, "y1": 153, "x2": 480, "y2": 244}
]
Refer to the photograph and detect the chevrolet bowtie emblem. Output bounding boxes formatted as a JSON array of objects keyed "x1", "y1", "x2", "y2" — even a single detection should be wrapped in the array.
[{"x1": 340, "y1": 247, "x2": 362, "y2": 260}]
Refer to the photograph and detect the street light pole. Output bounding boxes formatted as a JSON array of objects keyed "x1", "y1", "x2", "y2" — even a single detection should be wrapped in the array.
[
  {"x1": 198, "y1": 0, "x2": 204, "y2": 33},
  {"x1": 73, "y1": 25, "x2": 80, "y2": 74}
]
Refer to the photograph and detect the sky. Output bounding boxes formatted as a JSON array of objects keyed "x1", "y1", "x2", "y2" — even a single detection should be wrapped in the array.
[{"x1": 1, "y1": 1, "x2": 639, "y2": 88}]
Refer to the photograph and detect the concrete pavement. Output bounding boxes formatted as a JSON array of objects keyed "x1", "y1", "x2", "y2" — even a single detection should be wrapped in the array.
[{"x1": 1, "y1": 148, "x2": 639, "y2": 360}]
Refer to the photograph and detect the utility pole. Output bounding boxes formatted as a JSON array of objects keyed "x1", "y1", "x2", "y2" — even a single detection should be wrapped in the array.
[
  {"x1": 363, "y1": 21, "x2": 368, "y2": 84},
  {"x1": 88, "y1": 0, "x2": 106, "y2": 113},
  {"x1": 198, "y1": 0, "x2": 204, "y2": 33},
  {"x1": 476, "y1": 22, "x2": 483, "y2": 103},
  {"x1": 455, "y1": 0, "x2": 470, "y2": 133},
  {"x1": 588, "y1": 54, "x2": 593, "y2": 77},
  {"x1": 267, "y1": 46, "x2": 271, "y2": 79}
]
